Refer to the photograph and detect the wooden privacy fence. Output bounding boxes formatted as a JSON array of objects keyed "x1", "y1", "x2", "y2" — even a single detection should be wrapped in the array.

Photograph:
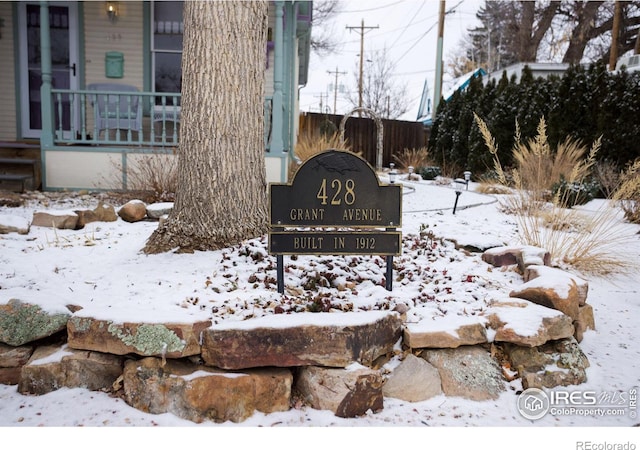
[{"x1": 299, "y1": 112, "x2": 429, "y2": 169}]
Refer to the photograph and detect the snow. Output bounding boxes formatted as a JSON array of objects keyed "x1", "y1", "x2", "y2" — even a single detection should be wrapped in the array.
[
  {"x1": 1, "y1": 177, "x2": 639, "y2": 446},
  {"x1": 485, "y1": 297, "x2": 564, "y2": 337},
  {"x1": 210, "y1": 310, "x2": 393, "y2": 330},
  {"x1": 0, "y1": 213, "x2": 29, "y2": 230}
]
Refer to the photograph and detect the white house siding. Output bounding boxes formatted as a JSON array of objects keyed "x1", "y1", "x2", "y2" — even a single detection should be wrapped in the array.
[
  {"x1": 0, "y1": 2, "x2": 17, "y2": 141},
  {"x1": 83, "y1": 1, "x2": 144, "y2": 90},
  {"x1": 45, "y1": 150, "x2": 119, "y2": 189}
]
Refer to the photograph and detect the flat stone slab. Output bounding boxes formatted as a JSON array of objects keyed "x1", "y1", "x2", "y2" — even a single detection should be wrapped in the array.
[
  {"x1": 123, "y1": 357, "x2": 292, "y2": 423},
  {"x1": 18, "y1": 344, "x2": 124, "y2": 395},
  {"x1": 0, "y1": 214, "x2": 30, "y2": 234},
  {"x1": 483, "y1": 298, "x2": 575, "y2": 347},
  {"x1": 0, "y1": 299, "x2": 71, "y2": 346},
  {"x1": 67, "y1": 316, "x2": 211, "y2": 358},
  {"x1": 404, "y1": 308, "x2": 488, "y2": 349},
  {"x1": 482, "y1": 245, "x2": 550, "y2": 270},
  {"x1": 202, "y1": 311, "x2": 403, "y2": 370}
]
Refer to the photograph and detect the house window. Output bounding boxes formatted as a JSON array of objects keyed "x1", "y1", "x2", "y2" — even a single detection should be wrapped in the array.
[{"x1": 152, "y1": 1, "x2": 183, "y2": 101}]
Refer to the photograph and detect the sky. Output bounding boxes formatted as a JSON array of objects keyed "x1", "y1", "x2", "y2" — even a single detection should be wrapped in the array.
[
  {"x1": 299, "y1": 0, "x2": 484, "y2": 121},
  {"x1": 1, "y1": 174, "x2": 639, "y2": 443}
]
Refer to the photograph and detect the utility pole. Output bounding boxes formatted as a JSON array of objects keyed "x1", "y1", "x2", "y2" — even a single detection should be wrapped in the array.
[
  {"x1": 327, "y1": 66, "x2": 347, "y2": 114},
  {"x1": 609, "y1": 0, "x2": 622, "y2": 70},
  {"x1": 433, "y1": 1, "x2": 445, "y2": 120},
  {"x1": 314, "y1": 93, "x2": 327, "y2": 113},
  {"x1": 346, "y1": 19, "x2": 378, "y2": 114}
]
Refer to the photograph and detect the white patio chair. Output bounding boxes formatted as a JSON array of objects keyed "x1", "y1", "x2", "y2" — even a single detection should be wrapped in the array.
[{"x1": 88, "y1": 83, "x2": 142, "y2": 140}]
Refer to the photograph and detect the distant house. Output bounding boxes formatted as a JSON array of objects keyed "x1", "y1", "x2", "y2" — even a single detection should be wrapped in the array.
[
  {"x1": 0, "y1": 1, "x2": 312, "y2": 190},
  {"x1": 616, "y1": 53, "x2": 640, "y2": 73},
  {"x1": 418, "y1": 68, "x2": 486, "y2": 126},
  {"x1": 483, "y1": 62, "x2": 571, "y2": 84}
]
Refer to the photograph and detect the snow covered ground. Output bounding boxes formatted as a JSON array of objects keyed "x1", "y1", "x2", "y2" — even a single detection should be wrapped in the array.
[{"x1": 0, "y1": 177, "x2": 638, "y2": 447}]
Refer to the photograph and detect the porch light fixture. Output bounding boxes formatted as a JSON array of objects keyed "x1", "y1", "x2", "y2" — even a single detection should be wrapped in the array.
[{"x1": 106, "y1": 2, "x2": 118, "y2": 23}]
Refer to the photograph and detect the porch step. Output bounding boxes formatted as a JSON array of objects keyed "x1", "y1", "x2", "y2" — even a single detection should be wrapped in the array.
[
  {"x1": 0, "y1": 173, "x2": 33, "y2": 193},
  {"x1": 0, "y1": 142, "x2": 41, "y2": 192}
]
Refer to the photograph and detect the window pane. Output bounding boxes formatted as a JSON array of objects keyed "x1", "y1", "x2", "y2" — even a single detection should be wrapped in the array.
[
  {"x1": 154, "y1": 1, "x2": 183, "y2": 51},
  {"x1": 155, "y1": 52, "x2": 182, "y2": 94}
]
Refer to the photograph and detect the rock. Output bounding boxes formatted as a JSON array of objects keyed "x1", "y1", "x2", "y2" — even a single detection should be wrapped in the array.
[
  {"x1": 518, "y1": 246, "x2": 551, "y2": 270},
  {"x1": 0, "y1": 191, "x2": 24, "y2": 207},
  {"x1": 75, "y1": 202, "x2": 118, "y2": 227},
  {"x1": 524, "y1": 265, "x2": 589, "y2": 306},
  {"x1": 574, "y1": 304, "x2": 596, "y2": 342},
  {"x1": 0, "y1": 342, "x2": 34, "y2": 367},
  {"x1": 0, "y1": 299, "x2": 71, "y2": 346},
  {"x1": 67, "y1": 316, "x2": 211, "y2": 359},
  {"x1": 382, "y1": 354, "x2": 442, "y2": 402},
  {"x1": 482, "y1": 245, "x2": 550, "y2": 270},
  {"x1": 31, "y1": 210, "x2": 78, "y2": 229},
  {"x1": 123, "y1": 357, "x2": 292, "y2": 423},
  {"x1": 483, "y1": 298, "x2": 575, "y2": 347},
  {"x1": 295, "y1": 364, "x2": 383, "y2": 418},
  {"x1": 0, "y1": 367, "x2": 22, "y2": 385},
  {"x1": 93, "y1": 202, "x2": 118, "y2": 222},
  {"x1": 510, "y1": 275, "x2": 580, "y2": 320},
  {"x1": 0, "y1": 214, "x2": 30, "y2": 234},
  {"x1": 421, "y1": 346, "x2": 506, "y2": 401},
  {"x1": 0, "y1": 343, "x2": 34, "y2": 385},
  {"x1": 202, "y1": 311, "x2": 402, "y2": 370},
  {"x1": 146, "y1": 202, "x2": 173, "y2": 219},
  {"x1": 404, "y1": 314, "x2": 487, "y2": 349},
  {"x1": 18, "y1": 345, "x2": 124, "y2": 395},
  {"x1": 503, "y1": 337, "x2": 589, "y2": 389},
  {"x1": 117, "y1": 200, "x2": 147, "y2": 222}
]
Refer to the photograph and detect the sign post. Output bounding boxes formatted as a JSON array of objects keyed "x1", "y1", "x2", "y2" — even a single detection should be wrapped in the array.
[{"x1": 269, "y1": 149, "x2": 402, "y2": 293}]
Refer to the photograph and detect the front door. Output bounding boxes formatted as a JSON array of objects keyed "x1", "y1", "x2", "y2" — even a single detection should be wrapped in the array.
[{"x1": 18, "y1": 2, "x2": 79, "y2": 139}]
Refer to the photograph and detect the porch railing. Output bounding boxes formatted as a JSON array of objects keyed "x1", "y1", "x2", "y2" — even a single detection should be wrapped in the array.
[{"x1": 50, "y1": 88, "x2": 275, "y2": 151}]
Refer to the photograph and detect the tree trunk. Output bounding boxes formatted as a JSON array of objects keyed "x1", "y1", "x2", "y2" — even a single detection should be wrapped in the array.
[
  {"x1": 144, "y1": 1, "x2": 269, "y2": 254},
  {"x1": 563, "y1": 1, "x2": 604, "y2": 64}
]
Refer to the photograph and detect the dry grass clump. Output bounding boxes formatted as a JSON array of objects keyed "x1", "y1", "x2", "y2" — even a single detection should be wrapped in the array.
[
  {"x1": 106, "y1": 149, "x2": 178, "y2": 202},
  {"x1": 475, "y1": 183, "x2": 513, "y2": 195},
  {"x1": 474, "y1": 113, "x2": 637, "y2": 277},
  {"x1": 594, "y1": 159, "x2": 622, "y2": 199},
  {"x1": 613, "y1": 159, "x2": 640, "y2": 224},
  {"x1": 393, "y1": 147, "x2": 433, "y2": 171},
  {"x1": 289, "y1": 131, "x2": 352, "y2": 180},
  {"x1": 128, "y1": 152, "x2": 177, "y2": 202}
]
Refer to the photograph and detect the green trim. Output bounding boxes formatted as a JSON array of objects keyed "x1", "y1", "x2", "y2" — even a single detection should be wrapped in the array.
[
  {"x1": 45, "y1": 145, "x2": 176, "y2": 155},
  {"x1": 77, "y1": 2, "x2": 85, "y2": 88},
  {"x1": 121, "y1": 152, "x2": 127, "y2": 189},
  {"x1": 142, "y1": 1, "x2": 151, "y2": 114},
  {"x1": 12, "y1": 3, "x2": 22, "y2": 139}
]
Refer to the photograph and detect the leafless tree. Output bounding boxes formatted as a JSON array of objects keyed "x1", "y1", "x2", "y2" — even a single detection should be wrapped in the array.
[
  {"x1": 453, "y1": 0, "x2": 640, "y2": 71},
  {"x1": 310, "y1": 0, "x2": 341, "y2": 57},
  {"x1": 346, "y1": 49, "x2": 410, "y2": 120}
]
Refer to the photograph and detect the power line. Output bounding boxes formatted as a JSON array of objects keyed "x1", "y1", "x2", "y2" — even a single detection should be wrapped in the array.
[
  {"x1": 388, "y1": 0, "x2": 428, "y2": 50},
  {"x1": 337, "y1": 0, "x2": 406, "y2": 14}
]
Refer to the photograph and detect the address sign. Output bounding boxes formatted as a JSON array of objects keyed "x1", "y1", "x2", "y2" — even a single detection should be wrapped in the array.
[{"x1": 268, "y1": 149, "x2": 402, "y2": 292}]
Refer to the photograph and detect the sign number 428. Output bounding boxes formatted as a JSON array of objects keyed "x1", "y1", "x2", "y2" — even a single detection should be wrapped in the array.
[{"x1": 316, "y1": 178, "x2": 356, "y2": 206}]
